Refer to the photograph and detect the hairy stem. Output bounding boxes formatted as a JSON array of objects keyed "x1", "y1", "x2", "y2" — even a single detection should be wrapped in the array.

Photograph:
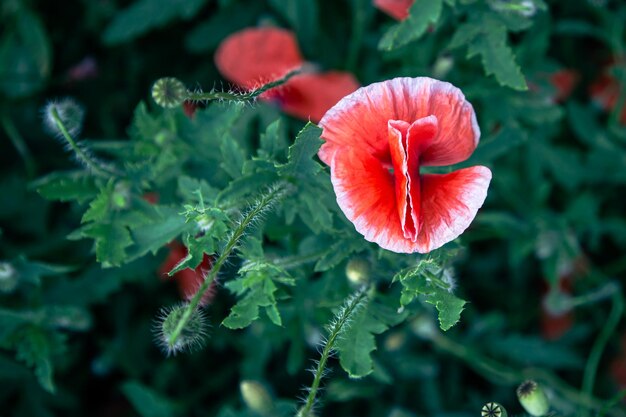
[
  {"x1": 185, "y1": 69, "x2": 302, "y2": 102},
  {"x1": 298, "y1": 287, "x2": 369, "y2": 417},
  {"x1": 166, "y1": 184, "x2": 288, "y2": 350},
  {"x1": 49, "y1": 108, "x2": 118, "y2": 177}
]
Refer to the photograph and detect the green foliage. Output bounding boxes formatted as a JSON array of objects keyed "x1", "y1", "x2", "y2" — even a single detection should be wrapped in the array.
[{"x1": 378, "y1": 0, "x2": 443, "y2": 51}]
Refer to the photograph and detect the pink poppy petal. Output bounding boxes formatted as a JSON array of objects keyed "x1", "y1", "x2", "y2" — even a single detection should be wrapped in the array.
[
  {"x1": 215, "y1": 27, "x2": 303, "y2": 89},
  {"x1": 373, "y1": 0, "x2": 414, "y2": 21},
  {"x1": 416, "y1": 166, "x2": 492, "y2": 253},
  {"x1": 330, "y1": 147, "x2": 421, "y2": 253},
  {"x1": 278, "y1": 71, "x2": 360, "y2": 123},
  {"x1": 319, "y1": 77, "x2": 479, "y2": 167}
]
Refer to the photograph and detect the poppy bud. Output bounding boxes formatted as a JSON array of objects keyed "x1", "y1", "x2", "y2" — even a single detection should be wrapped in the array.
[
  {"x1": 42, "y1": 98, "x2": 85, "y2": 139},
  {"x1": 517, "y1": 380, "x2": 549, "y2": 416},
  {"x1": 0, "y1": 262, "x2": 18, "y2": 293},
  {"x1": 151, "y1": 77, "x2": 187, "y2": 108},
  {"x1": 481, "y1": 402, "x2": 508, "y2": 417},
  {"x1": 345, "y1": 258, "x2": 370, "y2": 285},
  {"x1": 156, "y1": 304, "x2": 208, "y2": 355},
  {"x1": 240, "y1": 380, "x2": 274, "y2": 415}
]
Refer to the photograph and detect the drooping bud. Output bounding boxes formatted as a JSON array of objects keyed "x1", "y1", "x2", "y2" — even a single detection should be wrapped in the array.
[
  {"x1": 517, "y1": 380, "x2": 549, "y2": 416},
  {"x1": 151, "y1": 77, "x2": 187, "y2": 108},
  {"x1": 0, "y1": 262, "x2": 18, "y2": 293},
  {"x1": 481, "y1": 402, "x2": 508, "y2": 417},
  {"x1": 345, "y1": 258, "x2": 370, "y2": 285},
  {"x1": 155, "y1": 304, "x2": 208, "y2": 356},
  {"x1": 42, "y1": 98, "x2": 85, "y2": 138},
  {"x1": 240, "y1": 380, "x2": 274, "y2": 416}
]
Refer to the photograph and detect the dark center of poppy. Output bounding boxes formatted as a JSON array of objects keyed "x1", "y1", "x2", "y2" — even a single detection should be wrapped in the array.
[{"x1": 387, "y1": 116, "x2": 439, "y2": 242}]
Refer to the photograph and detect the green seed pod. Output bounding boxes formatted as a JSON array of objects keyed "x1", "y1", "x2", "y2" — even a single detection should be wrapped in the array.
[
  {"x1": 240, "y1": 380, "x2": 274, "y2": 415},
  {"x1": 481, "y1": 402, "x2": 508, "y2": 417},
  {"x1": 0, "y1": 262, "x2": 18, "y2": 293},
  {"x1": 156, "y1": 304, "x2": 208, "y2": 356},
  {"x1": 152, "y1": 77, "x2": 187, "y2": 108},
  {"x1": 517, "y1": 380, "x2": 549, "y2": 416},
  {"x1": 345, "y1": 258, "x2": 370, "y2": 285}
]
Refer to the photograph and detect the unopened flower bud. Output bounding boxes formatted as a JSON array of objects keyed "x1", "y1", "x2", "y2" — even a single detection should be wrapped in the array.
[
  {"x1": 432, "y1": 55, "x2": 454, "y2": 79},
  {"x1": 482, "y1": 402, "x2": 508, "y2": 417},
  {"x1": 346, "y1": 258, "x2": 370, "y2": 285},
  {"x1": 42, "y1": 98, "x2": 85, "y2": 138},
  {"x1": 0, "y1": 262, "x2": 18, "y2": 293},
  {"x1": 112, "y1": 180, "x2": 131, "y2": 209},
  {"x1": 517, "y1": 380, "x2": 549, "y2": 416},
  {"x1": 152, "y1": 77, "x2": 187, "y2": 108},
  {"x1": 156, "y1": 304, "x2": 208, "y2": 355},
  {"x1": 240, "y1": 380, "x2": 274, "y2": 415}
]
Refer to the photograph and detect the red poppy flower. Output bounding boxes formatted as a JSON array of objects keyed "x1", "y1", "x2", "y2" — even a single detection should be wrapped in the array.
[
  {"x1": 319, "y1": 77, "x2": 491, "y2": 253},
  {"x1": 159, "y1": 242, "x2": 216, "y2": 306},
  {"x1": 215, "y1": 27, "x2": 359, "y2": 123},
  {"x1": 589, "y1": 69, "x2": 626, "y2": 124},
  {"x1": 374, "y1": 0, "x2": 414, "y2": 21},
  {"x1": 549, "y1": 69, "x2": 579, "y2": 103},
  {"x1": 540, "y1": 276, "x2": 574, "y2": 340}
]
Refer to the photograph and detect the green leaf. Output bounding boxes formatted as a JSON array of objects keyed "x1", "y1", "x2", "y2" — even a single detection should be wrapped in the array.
[
  {"x1": 103, "y1": 0, "x2": 208, "y2": 44},
  {"x1": 222, "y1": 261, "x2": 295, "y2": 329},
  {"x1": 259, "y1": 119, "x2": 287, "y2": 161},
  {"x1": 314, "y1": 237, "x2": 367, "y2": 272},
  {"x1": 80, "y1": 223, "x2": 133, "y2": 268},
  {"x1": 121, "y1": 380, "x2": 177, "y2": 417},
  {"x1": 220, "y1": 133, "x2": 245, "y2": 179},
  {"x1": 394, "y1": 261, "x2": 466, "y2": 331},
  {"x1": 277, "y1": 123, "x2": 323, "y2": 182},
  {"x1": 31, "y1": 171, "x2": 99, "y2": 203},
  {"x1": 336, "y1": 297, "x2": 407, "y2": 378},
  {"x1": 448, "y1": 22, "x2": 482, "y2": 49},
  {"x1": 378, "y1": 0, "x2": 443, "y2": 51},
  {"x1": 268, "y1": 0, "x2": 319, "y2": 55},
  {"x1": 466, "y1": 19, "x2": 527, "y2": 90},
  {"x1": 13, "y1": 327, "x2": 60, "y2": 393},
  {"x1": 82, "y1": 180, "x2": 114, "y2": 223},
  {"x1": 12, "y1": 256, "x2": 75, "y2": 286}
]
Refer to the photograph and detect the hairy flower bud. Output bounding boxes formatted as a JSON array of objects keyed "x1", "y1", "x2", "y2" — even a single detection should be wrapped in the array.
[
  {"x1": 517, "y1": 380, "x2": 549, "y2": 416},
  {"x1": 0, "y1": 262, "x2": 18, "y2": 293},
  {"x1": 42, "y1": 98, "x2": 85, "y2": 138},
  {"x1": 240, "y1": 380, "x2": 274, "y2": 415},
  {"x1": 482, "y1": 402, "x2": 508, "y2": 417},
  {"x1": 155, "y1": 304, "x2": 208, "y2": 355},
  {"x1": 152, "y1": 77, "x2": 187, "y2": 108}
]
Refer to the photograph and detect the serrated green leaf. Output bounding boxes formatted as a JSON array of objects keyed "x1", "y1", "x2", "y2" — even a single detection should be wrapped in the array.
[
  {"x1": 314, "y1": 238, "x2": 367, "y2": 272},
  {"x1": 277, "y1": 123, "x2": 323, "y2": 181},
  {"x1": 103, "y1": 0, "x2": 207, "y2": 44},
  {"x1": 127, "y1": 206, "x2": 192, "y2": 261},
  {"x1": 31, "y1": 171, "x2": 99, "y2": 203},
  {"x1": 466, "y1": 20, "x2": 527, "y2": 90},
  {"x1": 378, "y1": 0, "x2": 442, "y2": 51},
  {"x1": 13, "y1": 327, "x2": 59, "y2": 393},
  {"x1": 448, "y1": 22, "x2": 482, "y2": 49},
  {"x1": 81, "y1": 223, "x2": 133, "y2": 267},
  {"x1": 220, "y1": 133, "x2": 245, "y2": 179},
  {"x1": 121, "y1": 380, "x2": 176, "y2": 417},
  {"x1": 336, "y1": 298, "x2": 407, "y2": 378},
  {"x1": 259, "y1": 119, "x2": 287, "y2": 161},
  {"x1": 82, "y1": 181, "x2": 114, "y2": 223}
]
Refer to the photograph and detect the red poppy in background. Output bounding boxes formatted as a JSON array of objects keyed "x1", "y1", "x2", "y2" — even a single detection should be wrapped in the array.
[
  {"x1": 549, "y1": 69, "x2": 579, "y2": 103},
  {"x1": 215, "y1": 27, "x2": 359, "y2": 123},
  {"x1": 319, "y1": 77, "x2": 491, "y2": 253},
  {"x1": 589, "y1": 66, "x2": 626, "y2": 124},
  {"x1": 159, "y1": 242, "x2": 216, "y2": 306},
  {"x1": 610, "y1": 335, "x2": 626, "y2": 390},
  {"x1": 374, "y1": 0, "x2": 414, "y2": 21},
  {"x1": 540, "y1": 275, "x2": 574, "y2": 340}
]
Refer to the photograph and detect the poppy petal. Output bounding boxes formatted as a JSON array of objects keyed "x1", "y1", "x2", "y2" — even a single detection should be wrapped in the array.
[
  {"x1": 215, "y1": 27, "x2": 303, "y2": 89},
  {"x1": 276, "y1": 71, "x2": 360, "y2": 123},
  {"x1": 416, "y1": 166, "x2": 492, "y2": 252},
  {"x1": 373, "y1": 0, "x2": 414, "y2": 21},
  {"x1": 319, "y1": 77, "x2": 479, "y2": 167},
  {"x1": 330, "y1": 146, "x2": 422, "y2": 253}
]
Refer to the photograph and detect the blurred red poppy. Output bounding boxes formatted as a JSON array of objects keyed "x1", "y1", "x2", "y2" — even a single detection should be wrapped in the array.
[
  {"x1": 319, "y1": 77, "x2": 491, "y2": 253},
  {"x1": 159, "y1": 242, "x2": 216, "y2": 306},
  {"x1": 589, "y1": 62, "x2": 626, "y2": 124},
  {"x1": 374, "y1": 0, "x2": 414, "y2": 21},
  {"x1": 549, "y1": 69, "x2": 579, "y2": 103},
  {"x1": 215, "y1": 27, "x2": 359, "y2": 123}
]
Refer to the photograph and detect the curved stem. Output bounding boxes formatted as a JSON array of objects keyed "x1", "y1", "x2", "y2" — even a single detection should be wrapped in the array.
[
  {"x1": 298, "y1": 287, "x2": 369, "y2": 417},
  {"x1": 167, "y1": 184, "x2": 287, "y2": 349},
  {"x1": 185, "y1": 69, "x2": 302, "y2": 102},
  {"x1": 50, "y1": 108, "x2": 118, "y2": 178}
]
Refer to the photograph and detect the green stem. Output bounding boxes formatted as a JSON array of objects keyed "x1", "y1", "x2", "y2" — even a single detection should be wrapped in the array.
[
  {"x1": 428, "y1": 330, "x2": 626, "y2": 417},
  {"x1": 1, "y1": 114, "x2": 36, "y2": 177},
  {"x1": 582, "y1": 290, "x2": 624, "y2": 400},
  {"x1": 185, "y1": 69, "x2": 302, "y2": 102},
  {"x1": 298, "y1": 287, "x2": 368, "y2": 417},
  {"x1": 567, "y1": 281, "x2": 619, "y2": 309},
  {"x1": 50, "y1": 108, "x2": 118, "y2": 178},
  {"x1": 167, "y1": 184, "x2": 287, "y2": 349}
]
